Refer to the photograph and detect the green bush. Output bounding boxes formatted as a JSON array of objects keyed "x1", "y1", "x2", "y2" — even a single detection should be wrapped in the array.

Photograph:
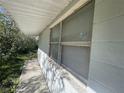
[
  {"x1": 0, "y1": 12, "x2": 37, "y2": 62},
  {"x1": 15, "y1": 33, "x2": 38, "y2": 54},
  {"x1": 0, "y1": 14, "x2": 18, "y2": 61},
  {"x1": 0, "y1": 10, "x2": 37, "y2": 93}
]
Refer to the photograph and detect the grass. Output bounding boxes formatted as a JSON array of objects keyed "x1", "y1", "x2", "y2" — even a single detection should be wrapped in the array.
[{"x1": 0, "y1": 51, "x2": 37, "y2": 93}]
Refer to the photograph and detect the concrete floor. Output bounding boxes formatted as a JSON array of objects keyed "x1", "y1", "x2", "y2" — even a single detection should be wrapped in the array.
[{"x1": 16, "y1": 59, "x2": 50, "y2": 93}]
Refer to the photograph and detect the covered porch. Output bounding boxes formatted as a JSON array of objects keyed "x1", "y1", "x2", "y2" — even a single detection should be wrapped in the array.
[{"x1": 1, "y1": 0, "x2": 124, "y2": 93}]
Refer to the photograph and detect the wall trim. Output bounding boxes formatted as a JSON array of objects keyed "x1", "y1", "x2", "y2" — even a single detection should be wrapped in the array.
[{"x1": 49, "y1": 0, "x2": 90, "y2": 28}]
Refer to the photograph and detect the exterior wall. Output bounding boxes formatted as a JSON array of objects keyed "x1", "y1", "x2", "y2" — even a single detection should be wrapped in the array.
[
  {"x1": 38, "y1": 0, "x2": 124, "y2": 93},
  {"x1": 88, "y1": 0, "x2": 124, "y2": 93},
  {"x1": 38, "y1": 29, "x2": 86, "y2": 93},
  {"x1": 38, "y1": 28, "x2": 50, "y2": 54}
]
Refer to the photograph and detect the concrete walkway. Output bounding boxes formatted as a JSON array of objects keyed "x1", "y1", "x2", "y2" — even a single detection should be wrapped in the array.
[{"x1": 16, "y1": 59, "x2": 50, "y2": 93}]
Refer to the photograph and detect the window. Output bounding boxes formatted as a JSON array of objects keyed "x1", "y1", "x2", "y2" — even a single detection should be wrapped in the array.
[
  {"x1": 49, "y1": 23, "x2": 61, "y2": 63},
  {"x1": 49, "y1": 1, "x2": 94, "y2": 84}
]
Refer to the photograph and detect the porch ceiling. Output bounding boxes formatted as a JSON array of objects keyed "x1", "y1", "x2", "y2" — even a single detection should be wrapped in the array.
[{"x1": 0, "y1": 0, "x2": 72, "y2": 35}]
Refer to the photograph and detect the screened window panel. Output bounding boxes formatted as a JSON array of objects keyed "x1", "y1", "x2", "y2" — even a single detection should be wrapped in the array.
[
  {"x1": 50, "y1": 24, "x2": 60, "y2": 42},
  {"x1": 62, "y1": 3, "x2": 94, "y2": 42},
  {"x1": 49, "y1": 1, "x2": 94, "y2": 84},
  {"x1": 50, "y1": 44, "x2": 59, "y2": 62},
  {"x1": 62, "y1": 46, "x2": 90, "y2": 81}
]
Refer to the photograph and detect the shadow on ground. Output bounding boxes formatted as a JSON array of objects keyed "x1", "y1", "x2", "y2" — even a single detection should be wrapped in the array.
[
  {"x1": 16, "y1": 76, "x2": 49, "y2": 93},
  {"x1": 16, "y1": 59, "x2": 49, "y2": 93}
]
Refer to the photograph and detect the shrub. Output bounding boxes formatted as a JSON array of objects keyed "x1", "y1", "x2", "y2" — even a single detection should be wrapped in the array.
[
  {"x1": 0, "y1": 12, "x2": 37, "y2": 62},
  {"x1": 0, "y1": 14, "x2": 18, "y2": 61}
]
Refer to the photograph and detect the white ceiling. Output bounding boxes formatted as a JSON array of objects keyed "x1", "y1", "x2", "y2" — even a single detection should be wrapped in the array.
[{"x1": 0, "y1": 0, "x2": 72, "y2": 35}]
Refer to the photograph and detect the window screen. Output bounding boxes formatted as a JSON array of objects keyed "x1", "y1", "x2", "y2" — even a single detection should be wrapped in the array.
[
  {"x1": 50, "y1": 24, "x2": 60, "y2": 42},
  {"x1": 49, "y1": 44, "x2": 59, "y2": 62},
  {"x1": 62, "y1": 46, "x2": 90, "y2": 83},
  {"x1": 49, "y1": 23, "x2": 60, "y2": 62},
  {"x1": 62, "y1": 2, "x2": 94, "y2": 42},
  {"x1": 50, "y1": 1, "x2": 94, "y2": 84},
  {"x1": 61, "y1": 2, "x2": 94, "y2": 84}
]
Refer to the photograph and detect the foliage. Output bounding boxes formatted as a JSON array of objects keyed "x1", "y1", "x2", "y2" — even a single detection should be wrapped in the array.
[
  {"x1": 0, "y1": 8, "x2": 37, "y2": 93},
  {"x1": 0, "y1": 13, "x2": 37, "y2": 62},
  {"x1": 15, "y1": 32, "x2": 38, "y2": 54},
  {"x1": 0, "y1": 52, "x2": 37, "y2": 93},
  {"x1": 0, "y1": 58, "x2": 24, "y2": 93},
  {"x1": 0, "y1": 13, "x2": 18, "y2": 61}
]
